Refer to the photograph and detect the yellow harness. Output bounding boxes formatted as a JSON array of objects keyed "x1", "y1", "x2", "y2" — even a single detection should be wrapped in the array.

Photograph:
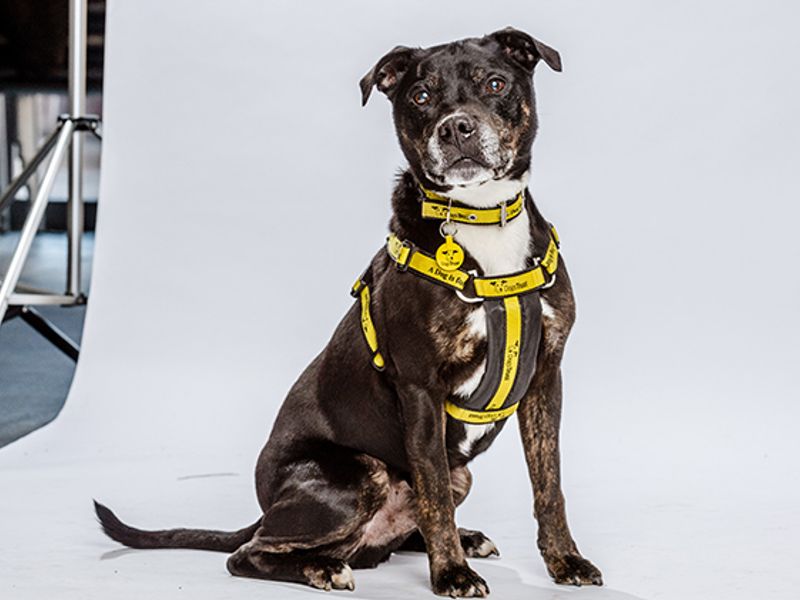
[{"x1": 352, "y1": 190, "x2": 560, "y2": 424}]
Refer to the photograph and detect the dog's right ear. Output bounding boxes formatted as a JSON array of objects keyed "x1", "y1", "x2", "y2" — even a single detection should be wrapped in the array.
[{"x1": 359, "y1": 46, "x2": 415, "y2": 106}]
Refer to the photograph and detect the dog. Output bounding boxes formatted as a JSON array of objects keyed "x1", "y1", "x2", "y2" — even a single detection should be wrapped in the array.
[{"x1": 95, "y1": 27, "x2": 602, "y2": 597}]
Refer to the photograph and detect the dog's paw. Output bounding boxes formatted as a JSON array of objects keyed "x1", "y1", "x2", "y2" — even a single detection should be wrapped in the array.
[
  {"x1": 432, "y1": 563, "x2": 489, "y2": 597},
  {"x1": 459, "y1": 528, "x2": 499, "y2": 559},
  {"x1": 545, "y1": 553, "x2": 602, "y2": 586},
  {"x1": 303, "y1": 560, "x2": 355, "y2": 591}
]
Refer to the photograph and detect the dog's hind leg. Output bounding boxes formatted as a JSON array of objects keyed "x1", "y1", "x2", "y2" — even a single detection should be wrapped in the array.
[
  {"x1": 227, "y1": 449, "x2": 390, "y2": 591},
  {"x1": 227, "y1": 547, "x2": 357, "y2": 591}
]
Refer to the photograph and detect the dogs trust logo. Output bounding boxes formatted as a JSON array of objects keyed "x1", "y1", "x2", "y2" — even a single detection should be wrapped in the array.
[
  {"x1": 502, "y1": 339, "x2": 521, "y2": 381},
  {"x1": 490, "y1": 279, "x2": 510, "y2": 293},
  {"x1": 487, "y1": 278, "x2": 531, "y2": 295}
]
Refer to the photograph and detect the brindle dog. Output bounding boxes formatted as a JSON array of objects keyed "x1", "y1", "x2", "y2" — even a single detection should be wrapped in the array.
[{"x1": 95, "y1": 27, "x2": 602, "y2": 597}]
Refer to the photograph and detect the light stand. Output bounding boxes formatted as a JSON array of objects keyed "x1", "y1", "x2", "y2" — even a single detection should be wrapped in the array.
[{"x1": 0, "y1": 0, "x2": 100, "y2": 361}]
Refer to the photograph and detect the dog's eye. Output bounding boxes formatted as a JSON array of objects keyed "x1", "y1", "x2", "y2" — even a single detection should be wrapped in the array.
[
  {"x1": 486, "y1": 77, "x2": 506, "y2": 94},
  {"x1": 412, "y1": 89, "x2": 431, "y2": 106}
]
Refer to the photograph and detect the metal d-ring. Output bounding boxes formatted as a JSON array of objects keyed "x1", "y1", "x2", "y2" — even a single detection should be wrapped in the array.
[
  {"x1": 439, "y1": 198, "x2": 458, "y2": 238},
  {"x1": 439, "y1": 220, "x2": 458, "y2": 237},
  {"x1": 540, "y1": 272, "x2": 557, "y2": 290},
  {"x1": 455, "y1": 270, "x2": 484, "y2": 304}
]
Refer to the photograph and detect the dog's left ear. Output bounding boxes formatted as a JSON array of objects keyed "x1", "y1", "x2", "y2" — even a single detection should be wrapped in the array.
[
  {"x1": 488, "y1": 27, "x2": 562, "y2": 73},
  {"x1": 359, "y1": 46, "x2": 416, "y2": 106}
]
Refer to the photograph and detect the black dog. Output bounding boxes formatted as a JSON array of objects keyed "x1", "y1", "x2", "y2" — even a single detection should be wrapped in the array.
[{"x1": 95, "y1": 28, "x2": 602, "y2": 597}]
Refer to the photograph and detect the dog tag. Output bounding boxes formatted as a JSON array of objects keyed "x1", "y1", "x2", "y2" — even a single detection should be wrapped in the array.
[{"x1": 435, "y1": 235, "x2": 464, "y2": 271}]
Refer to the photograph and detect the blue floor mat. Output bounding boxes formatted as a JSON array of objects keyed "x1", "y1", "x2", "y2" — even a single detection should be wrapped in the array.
[{"x1": 0, "y1": 305, "x2": 86, "y2": 447}]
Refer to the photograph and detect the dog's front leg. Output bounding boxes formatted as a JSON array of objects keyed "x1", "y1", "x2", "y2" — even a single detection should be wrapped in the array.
[
  {"x1": 517, "y1": 363, "x2": 603, "y2": 586},
  {"x1": 398, "y1": 383, "x2": 489, "y2": 598}
]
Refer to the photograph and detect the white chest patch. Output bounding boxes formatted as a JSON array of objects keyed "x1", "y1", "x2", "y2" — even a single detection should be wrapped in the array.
[
  {"x1": 540, "y1": 296, "x2": 556, "y2": 320},
  {"x1": 453, "y1": 356, "x2": 495, "y2": 456},
  {"x1": 453, "y1": 209, "x2": 531, "y2": 275},
  {"x1": 448, "y1": 175, "x2": 532, "y2": 276},
  {"x1": 458, "y1": 423, "x2": 495, "y2": 457}
]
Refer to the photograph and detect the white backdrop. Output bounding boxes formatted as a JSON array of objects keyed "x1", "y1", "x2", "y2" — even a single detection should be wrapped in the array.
[{"x1": 1, "y1": 1, "x2": 799, "y2": 599}]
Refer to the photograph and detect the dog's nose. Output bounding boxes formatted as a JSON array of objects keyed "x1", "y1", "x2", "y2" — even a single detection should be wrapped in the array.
[{"x1": 438, "y1": 114, "x2": 476, "y2": 146}]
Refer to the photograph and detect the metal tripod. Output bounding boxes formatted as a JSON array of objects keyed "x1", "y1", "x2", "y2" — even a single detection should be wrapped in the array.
[{"x1": 0, "y1": 0, "x2": 99, "y2": 361}]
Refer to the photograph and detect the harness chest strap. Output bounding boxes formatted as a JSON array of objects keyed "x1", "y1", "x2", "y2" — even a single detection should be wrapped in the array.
[
  {"x1": 444, "y1": 294, "x2": 524, "y2": 424},
  {"x1": 386, "y1": 226, "x2": 560, "y2": 299}
]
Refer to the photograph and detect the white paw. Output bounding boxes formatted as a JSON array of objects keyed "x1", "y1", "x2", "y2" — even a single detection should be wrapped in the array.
[
  {"x1": 473, "y1": 539, "x2": 499, "y2": 558},
  {"x1": 331, "y1": 564, "x2": 355, "y2": 591}
]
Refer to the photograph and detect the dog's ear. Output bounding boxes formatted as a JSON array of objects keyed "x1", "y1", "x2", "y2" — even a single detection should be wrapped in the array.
[
  {"x1": 359, "y1": 46, "x2": 415, "y2": 106},
  {"x1": 488, "y1": 27, "x2": 562, "y2": 73}
]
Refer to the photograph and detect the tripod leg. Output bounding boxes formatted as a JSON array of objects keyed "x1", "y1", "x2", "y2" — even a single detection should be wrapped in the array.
[
  {"x1": 19, "y1": 306, "x2": 80, "y2": 361},
  {"x1": 66, "y1": 130, "x2": 84, "y2": 297},
  {"x1": 0, "y1": 122, "x2": 64, "y2": 215},
  {"x1": 0, "y1": 120, "x2": 76, "y2": 323},
  {"x1": 66, "y1": 0, "x2": 88, "y2": 297}
]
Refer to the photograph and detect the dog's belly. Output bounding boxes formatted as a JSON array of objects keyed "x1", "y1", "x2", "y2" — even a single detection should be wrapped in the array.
[
  {"x1": 352, "y1": 465, "x2": 473, "y2": 557},
  {"x1": 357, "y1": 477, "x2": 417, "y2": 550}
]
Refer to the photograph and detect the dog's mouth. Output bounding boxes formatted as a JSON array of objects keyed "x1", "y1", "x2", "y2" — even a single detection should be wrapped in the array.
[
  {"x1": 446, "y1": 156, "x2": 488, "y2": 170},
  {"x1": 434, "y1": 155, "x2": 494, "y2": 186}
]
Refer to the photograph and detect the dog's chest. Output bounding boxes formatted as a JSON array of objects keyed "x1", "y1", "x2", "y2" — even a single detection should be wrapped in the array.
[
  {"x1": 447, "y1": 211, "x2": 532, "y2": 457},
  {"x1": 453, "y1": 209, "x2": 532, "y2": 275}
]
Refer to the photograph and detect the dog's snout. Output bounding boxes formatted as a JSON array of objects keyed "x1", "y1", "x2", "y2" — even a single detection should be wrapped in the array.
[{"x1": 438, "y1": 114, "x2": 476, "y2": 147}]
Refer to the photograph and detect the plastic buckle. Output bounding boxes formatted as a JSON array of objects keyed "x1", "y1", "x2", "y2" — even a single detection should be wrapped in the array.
[
  {"x1": 350, "y1": 278, "x2": 365, "y2": 298},
  {"x1": 350, "y1": 267, "x2": 369, "y2": 298},
  {"x1": 394, "y1": 240, "x2": 414, "y2": 272}
]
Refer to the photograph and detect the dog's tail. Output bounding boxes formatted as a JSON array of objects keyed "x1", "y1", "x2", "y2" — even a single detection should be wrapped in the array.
[{"x1": 93, "y1": 500, "x2": 260, "y2": 553}]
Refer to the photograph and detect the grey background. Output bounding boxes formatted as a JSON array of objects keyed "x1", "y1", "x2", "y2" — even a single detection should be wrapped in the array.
[{"x1": 0, "y1": 1, "x2": 798, "y2": 598}]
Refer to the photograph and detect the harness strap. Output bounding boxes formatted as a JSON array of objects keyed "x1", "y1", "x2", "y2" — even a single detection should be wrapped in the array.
[
  {"x1": 444, "y1": 400, "x2": 521, "y2": 424},
  {"x1": 351, "y1": 274, "x2": 385, "y2": 370},
  {"x1": 386, "y1": 226, "x2": 559, "y2": 299},
  {"x1": 443, "y1": 296, "x2": 524, "y2": 424},
  {"x1": 484, "y1": 296, "x2": 522, "y2": 410},
  {"x1": 443, "y1": 292, "x2": 542, "y2": 424},
  {"x1": 387, "y1": 234, "x2": 470, "y2": 290},
  {"x1": 420, "y1": 187, "x2": 525, "y2": 226}
]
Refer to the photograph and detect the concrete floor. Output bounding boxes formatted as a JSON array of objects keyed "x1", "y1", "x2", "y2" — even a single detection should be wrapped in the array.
[{"x1": 0, "y1": 232, "x2": 92, "y2": 446}]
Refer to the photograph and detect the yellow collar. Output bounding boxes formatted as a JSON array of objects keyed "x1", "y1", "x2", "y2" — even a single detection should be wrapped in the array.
[{"x1": 419, "y1": 186, "x2": 524, "y2": 226}]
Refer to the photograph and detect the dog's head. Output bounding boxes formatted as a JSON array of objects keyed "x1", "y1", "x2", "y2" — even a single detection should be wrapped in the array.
[{"x1": 360, "y1": 28, "x2": 561, "y2": 195}]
